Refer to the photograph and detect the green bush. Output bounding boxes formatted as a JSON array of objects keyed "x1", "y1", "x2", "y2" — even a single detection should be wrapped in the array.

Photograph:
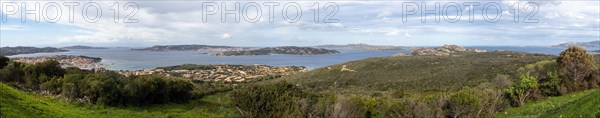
[
  {"x1": 445, "y1": 91, "x2": 482, "y2": 118},
  {"x1": 506, "y1": 74, "x2": 538, "y2": 106},
  {"x1": 231, "y1": 82, "x2": 306, "y2": 117}
]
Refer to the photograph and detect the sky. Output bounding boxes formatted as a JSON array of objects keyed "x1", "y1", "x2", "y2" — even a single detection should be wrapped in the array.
[{"x1": 0, "y1": 0, "x2": 599, "y2": 47}]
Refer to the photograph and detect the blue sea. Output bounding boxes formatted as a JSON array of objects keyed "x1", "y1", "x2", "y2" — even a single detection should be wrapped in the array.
[{"x1": 7, "y1": 46, "x2": 597, "y2": 70}]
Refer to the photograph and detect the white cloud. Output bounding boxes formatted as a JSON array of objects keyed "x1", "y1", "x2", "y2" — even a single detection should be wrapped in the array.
[
  {"x1": 404, "y1": 32, "x2": 412, "y2": 38},
  {"x1": 221, "y1": 33, "x2": 232, "y2": 39}
]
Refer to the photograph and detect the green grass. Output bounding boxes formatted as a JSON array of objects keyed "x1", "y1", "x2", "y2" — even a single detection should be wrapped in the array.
[
  {"x1": 279, "y1": 52, "x2": 555, "y2": 95},
  {"x1": 0, "y1": 82, "x2": 239, "y2": 118},
  {"x1": 495, "y1": 89, "x2": 600, "y2": 118}
]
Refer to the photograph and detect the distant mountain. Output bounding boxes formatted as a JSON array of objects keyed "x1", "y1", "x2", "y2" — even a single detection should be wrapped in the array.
[
  {"x1": 0, "y1": 47, "x2": 68, "y2": 56},
  {"x1": 552, "y1": 40, "x2": 600, "y2": 49},
  {"x1": 213, "y1": 46, "x2": 340, "y2": 56},
  {"x1": 314, "y1": 43, "x2": 411, "y2": 51},
  {"x1": 131, "y1": 45, "x2": 256, "y2": 52},
  {"x1": 62, "y1": 45, "x2": 108, "y2": 49}
]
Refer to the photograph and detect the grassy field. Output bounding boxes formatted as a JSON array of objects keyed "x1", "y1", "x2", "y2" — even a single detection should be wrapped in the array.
[
  {"x1": 279, "y1": 52, "x2": 556, "y2": 95},
  {"x1": 495, "y1": 89, "x2": 600, "y2": 117},
  {"x1": 0, "y1": 82, "x2": 239, "y2": 118}
]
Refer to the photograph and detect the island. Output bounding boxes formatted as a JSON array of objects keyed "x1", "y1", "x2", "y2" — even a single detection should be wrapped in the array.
[
  {"x1": 117, "y1": 64, "x2": 307, "y2": 83},
  {"x1": 592, "y1": 50, "x2": 600, "y2": 53},
  {"x1": 213, "y1": 46, "x2": 340, "y2": 56},
  {"x1": 10, "y1": 55, "x2": 107, "y2": 68},
  {"x1": 131, "y1": 44, "x2": 256, "y2": 52},
  {"x1": 410, "y1": 44, "x2": 487, "y2": 56},
  {"x1": 314, "y1": 43, "x2": 411, "y2": 51},
  {"x1": 62, "y1": 45, "x2": 108, "y2": 49},
  {"x1": 0, "y1": 46, "x2": 68, "y2": 56},
  {"x1": 552, "y1": 40, "x2": 600, "y2": 49}
]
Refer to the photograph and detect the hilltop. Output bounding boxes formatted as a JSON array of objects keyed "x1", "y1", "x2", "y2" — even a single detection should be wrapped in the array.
[
  {"x1": 314, "y1": 43, "x2": 411, "y2": 51},
  {"x1": 0, "y1": 46, "x2": 68, "y2": 56},
  {"x1": 213, "y1": 46, "x2": 340, "y2": 56}
]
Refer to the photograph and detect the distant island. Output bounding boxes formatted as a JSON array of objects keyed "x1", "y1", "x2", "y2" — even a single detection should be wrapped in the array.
[
  {"x1": 131, "y1": 44, "x2": 256, "y2": 52},
  {"x1": 410, "y1": 44, "x2": 487, "y2": 56},
  {"x1": 62, "y1": 45, "x2": 108, "y2": 49},
  {"x1": 10, "y1": 55, "x2": 106, "y2": 68},
  {"x1": 0, "y1": 46, "x2": 68, "y2": 56},
  {"x1": 592, "y1": 50, "x2": 600, "y2": 53},
  {"x1": 314, "y1": 43, "x2": 411, "y2": 51},
  {"x1": 213, "y1": 46, "x2": 340, "y2": 56},
  {"x1": 552, "y1": 40, "x2": 600, "y2": 49}
]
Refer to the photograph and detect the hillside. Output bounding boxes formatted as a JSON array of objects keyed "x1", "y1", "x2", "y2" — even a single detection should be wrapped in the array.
[
  {"x1": 279, "y1": 51, "x2": 556, "y2": 94},
  {"x1": 495, "y1": 89, "x2": 600, "y2": 117},
  {"x1": 0, "y1": 47, "x2": 68, "y2": 56},
  {"x1": 0, "y1": 82, "x2": 239, "y2": 117}
]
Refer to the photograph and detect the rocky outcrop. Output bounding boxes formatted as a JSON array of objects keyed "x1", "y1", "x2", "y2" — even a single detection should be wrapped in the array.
[
  {"x1": 393, "y1": 53, "x2": 408, "y2": 57},
  {"x1": 411, "y1": 44, "x2": 487, "y2": 56}
]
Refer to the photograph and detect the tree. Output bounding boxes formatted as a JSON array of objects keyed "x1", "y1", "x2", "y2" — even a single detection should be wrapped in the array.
[
  {"x1": 557, "y1": 46, "x2": 598, "y2": 90},
  {"x1": 0, "y1": 55, "x2": 9, "y2": 69}
]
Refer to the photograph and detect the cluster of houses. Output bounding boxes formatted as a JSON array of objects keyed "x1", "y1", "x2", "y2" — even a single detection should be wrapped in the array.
[{"x1": 117, "y1": 65, "x2": 307, "y2": 83}]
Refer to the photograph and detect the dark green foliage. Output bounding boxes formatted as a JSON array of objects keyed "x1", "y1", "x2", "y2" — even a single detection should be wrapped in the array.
[
  {"x1": 231, "y1": 82, "x2": 306, "y2": 117},
  {"x1": 0, "y1": 55, "x2": 9, "y2": 69},
  {"x1": 0, "y1": 60, "x2": 194, "y2": 106},
  {"x1": 557, "y1": 46, "x2": 598, "y2": 91}
]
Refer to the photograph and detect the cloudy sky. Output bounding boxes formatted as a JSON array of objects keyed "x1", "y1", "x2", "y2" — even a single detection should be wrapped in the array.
[{"x1": 0, "y1": 0, "x2": 598, "y2": 47}]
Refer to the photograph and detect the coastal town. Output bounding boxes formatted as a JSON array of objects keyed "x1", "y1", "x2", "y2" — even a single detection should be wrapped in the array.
[{"x1": 117, "y1": 64, "x2": 308, "y2": 83}]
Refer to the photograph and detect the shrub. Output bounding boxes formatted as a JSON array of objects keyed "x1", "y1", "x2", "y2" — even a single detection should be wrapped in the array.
[
  {"x1": 445, "y1": 91, "x2": 482, "y2": 118},
  {"x1": 0, "y1": 55, "x2": 9, "y2": 69},
  {"x1": 506, "y1": 74, "x2": 538, "y2": 106},
  {"x1": 231, "y1": 82, "x2": 306, "y2": 117}
]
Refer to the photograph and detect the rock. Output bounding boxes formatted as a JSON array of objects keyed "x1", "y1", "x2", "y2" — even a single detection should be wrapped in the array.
[
  {"x1": 441, "y1": 44, "x2": 466, "y2": 52},
  {"x1": 393, "y1": 53, "x2": 408, "y2": 57},
  {"x1": 340, "y1": 65, "x2": 355, "y2": 72}
]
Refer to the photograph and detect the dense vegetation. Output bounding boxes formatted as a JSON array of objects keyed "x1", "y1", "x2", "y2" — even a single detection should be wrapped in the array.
[
  {"x1": 0, "y1": 60, "x2": 194, "y2": 106},
  {"x1": 0, "y1": 82, "x2": 238, "y2": 117},
  {"x1": 282, "y1": 51, "x2": 556, "y2": 94},
  {"x1": 496, "y1": 89, "x2": 600, "y2": 117},
  {"x1": 2, "y1": 47, "x2": 600, "y2": 117},
  {"x1": 230, "y1": 48, "x2": 600, "y2": 117}
]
